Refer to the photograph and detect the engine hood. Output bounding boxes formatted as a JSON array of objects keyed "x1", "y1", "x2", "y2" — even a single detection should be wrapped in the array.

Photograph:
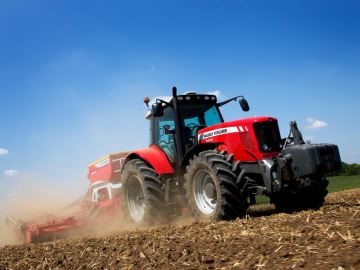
[
  {"x1": 198, "y1": 116, "x2": 278, "y2": 140},
  {"x1": 197, "y1": 116, "x2": 280, "y2": 162}
]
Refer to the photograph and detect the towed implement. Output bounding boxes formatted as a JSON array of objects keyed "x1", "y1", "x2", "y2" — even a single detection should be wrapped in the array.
[
  {"x1": 6, "y1": 153, "x2": 124, "y2": 243},
  {"x1": 7, "y1": 87, "x2": 341, "y2": 243}
]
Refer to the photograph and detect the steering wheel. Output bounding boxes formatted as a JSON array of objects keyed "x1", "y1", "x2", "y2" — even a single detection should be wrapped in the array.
[{"x1": 186, "y1": 123, "x2": 199, "y2": 131}]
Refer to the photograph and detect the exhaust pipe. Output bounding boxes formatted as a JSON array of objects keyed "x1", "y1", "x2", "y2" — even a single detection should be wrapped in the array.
[{"x1": 172, "y1": 86, "x2": 185, "y2": 162}]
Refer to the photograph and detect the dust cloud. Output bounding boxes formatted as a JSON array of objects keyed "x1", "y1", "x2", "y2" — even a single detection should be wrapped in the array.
[
  {"x1": 0, "y1": 174, "x2": 195, "y2": 246},
  {"x1": 0, "y1": 221, "x2": 22, "y2": 246},
  {"x1": 0, "y1": 176, "x2": 84, "y2": 246},
  {"x1": 0, "y1": 176, "x2": 140, "y2": 246}
]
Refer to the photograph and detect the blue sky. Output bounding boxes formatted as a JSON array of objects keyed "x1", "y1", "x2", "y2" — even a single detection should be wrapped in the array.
[{"x1": 0, "y1": 0, "x2": 359, "y2": 209}]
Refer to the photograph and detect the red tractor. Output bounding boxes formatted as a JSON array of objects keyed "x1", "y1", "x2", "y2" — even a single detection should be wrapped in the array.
[
  {"x1": 103, "y1": 87, "x2": 341, "y2": 224},
  {"x1": 6, "y1": 87, "x2": 342, "y2": 243}
]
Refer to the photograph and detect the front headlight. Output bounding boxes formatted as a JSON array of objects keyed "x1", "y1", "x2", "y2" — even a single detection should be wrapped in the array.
[{"x1": 263, "y1": 144, "x2": 271, "y2": 152}]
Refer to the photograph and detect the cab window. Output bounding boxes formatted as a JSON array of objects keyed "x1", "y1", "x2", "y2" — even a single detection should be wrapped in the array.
[{"x1": 152, "y1": 106, "x2": 177, "y2": 163}]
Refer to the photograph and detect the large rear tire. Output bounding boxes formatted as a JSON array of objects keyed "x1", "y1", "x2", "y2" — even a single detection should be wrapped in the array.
[
  {"x1": 184, "y1": 150, "x2": 246, "y2": 221},
  {"x1": 271, "y1": 177, "x2": 328, "y2": 212},
  {"x1": 121, "y1": 159, "x2": 165, "y2": 225}
]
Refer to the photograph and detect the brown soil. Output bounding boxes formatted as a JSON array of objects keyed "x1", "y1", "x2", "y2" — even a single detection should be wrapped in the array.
[{"x1": 1, "y1": 189, "x2": 360, "y2": 270}]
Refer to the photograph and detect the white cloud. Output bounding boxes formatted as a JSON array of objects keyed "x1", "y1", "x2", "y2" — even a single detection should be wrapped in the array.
[
  {"x1": 4, "y1": 169, "x2": 19, "y2": 177},
  {"x1": 0, "y1": 148, "x2": 9, "y2": 156},
  {"x1": 305, "y1": 117, "x2": 328, "y2": 130},
  {"x1": 207, "y1": 90, "x2": 226, "y2": 100},
  {"x1": 207, "y1": 90, "x2": 221, "y2": 97}
]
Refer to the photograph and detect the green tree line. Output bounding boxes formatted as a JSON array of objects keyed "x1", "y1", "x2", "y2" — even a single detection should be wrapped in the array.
[{"x1": 328, "y1": 162, "x2": 360, "y2": 176}]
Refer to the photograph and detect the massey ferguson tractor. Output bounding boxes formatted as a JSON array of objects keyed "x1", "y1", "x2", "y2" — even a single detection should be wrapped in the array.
[
  {"x1": 7, "y1": 87, "x2": 341, "y2": 243},
  {"x1": 113, "y1": 87, "x2": 341, "y2": 224}
]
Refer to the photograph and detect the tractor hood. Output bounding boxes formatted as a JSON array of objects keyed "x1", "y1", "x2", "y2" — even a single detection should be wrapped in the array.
[
  {"x1": 198, "y1": 116, "x2": 277, "y2": 141},
  {"x1": 197, "y1": 116, "x2": 280, "y2": 162}
]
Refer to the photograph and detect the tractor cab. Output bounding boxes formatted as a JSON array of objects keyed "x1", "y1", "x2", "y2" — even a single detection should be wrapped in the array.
[
  {"x1": 146, "y1": 92, "x2": 223, "y2": 164},
  {"x1": 145, "y1": 88, "x2": 249, "y2": 166}
]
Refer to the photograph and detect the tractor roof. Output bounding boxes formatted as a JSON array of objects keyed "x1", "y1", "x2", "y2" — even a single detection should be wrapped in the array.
[{"x1": 145, "y1": 92, "x2": 217, "y2": 119}]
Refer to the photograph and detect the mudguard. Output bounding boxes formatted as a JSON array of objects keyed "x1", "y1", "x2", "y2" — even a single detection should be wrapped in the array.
[{"x1": 125, "y1": 145, "x2": 174, "y2": 175}]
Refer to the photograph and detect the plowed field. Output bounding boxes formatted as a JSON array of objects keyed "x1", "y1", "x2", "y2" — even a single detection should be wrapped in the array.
[{"x1": 1, "y1": 189, "x2": 360, "y2": 270}]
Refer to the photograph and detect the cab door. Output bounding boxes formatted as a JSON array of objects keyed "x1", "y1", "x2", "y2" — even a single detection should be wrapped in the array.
[{"x1": 151, "y1": 106, "x2": 177, "y2": 164}]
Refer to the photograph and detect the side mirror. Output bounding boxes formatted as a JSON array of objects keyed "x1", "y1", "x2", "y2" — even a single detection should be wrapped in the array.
[
  {"x1": 239, "y1": 98, "x2": 250, "y2": 112},
  {"x1": 152, "y1": 103, "x2": 164, "y2": 117}
]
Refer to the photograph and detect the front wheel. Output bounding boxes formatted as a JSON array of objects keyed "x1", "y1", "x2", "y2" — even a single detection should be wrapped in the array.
[{"x1": 184, "y1": 150, "x2": 246, "y2": 221}]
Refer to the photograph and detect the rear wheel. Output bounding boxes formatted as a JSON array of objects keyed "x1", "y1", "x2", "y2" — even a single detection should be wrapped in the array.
[
  {"x1": 121, "y1": 159, "x2": 165, "y2": 225},
  {"x1": 271, "y1": 177, "x2": 328, "y2": 212},
  {"x1": 184, "y1": 150, "x2": 245, "y2": 221}
]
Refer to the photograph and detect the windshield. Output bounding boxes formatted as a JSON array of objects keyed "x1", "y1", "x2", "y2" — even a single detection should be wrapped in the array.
[
  {"x1": 179, "y1": 104, "x2": 223, "y2": 149},
  {"x1": 180, "y1": 104, "x2": 223, "y2": 127}
]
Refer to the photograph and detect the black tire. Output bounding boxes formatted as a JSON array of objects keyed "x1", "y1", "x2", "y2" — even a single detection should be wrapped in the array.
[
  {"x1": 271, "y1": 177, "x2": 329, "y2": 212},
  {"x1": 121, "y1": 159, "x2": 165, "y2": 225},
  {"x1": 184, "y1": 150, "x2": 246, "y2": 221}
]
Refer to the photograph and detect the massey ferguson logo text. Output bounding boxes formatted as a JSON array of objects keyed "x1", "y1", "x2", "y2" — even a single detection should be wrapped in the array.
[
  {"x1": 198, "y1": 126, "x2": 242, "y2": 141},
  {"x1": 203, "y1": 128, "x2": 228, "y2": 139}
]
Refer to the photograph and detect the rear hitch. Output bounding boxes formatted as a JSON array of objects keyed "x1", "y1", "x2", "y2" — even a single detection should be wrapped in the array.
[{"x1": 283, "y1": 121, "x2": 305, "y2": 148}]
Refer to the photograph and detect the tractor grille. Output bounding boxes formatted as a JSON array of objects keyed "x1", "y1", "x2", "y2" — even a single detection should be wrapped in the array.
[{"x1": 253, "y1": 120, "x2": 282, "y2": 153}]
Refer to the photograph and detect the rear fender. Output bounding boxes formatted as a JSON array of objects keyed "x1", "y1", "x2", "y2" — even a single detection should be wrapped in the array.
[{"x1": 125, "y1": 145, "x2": 174, "y2": 175}]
